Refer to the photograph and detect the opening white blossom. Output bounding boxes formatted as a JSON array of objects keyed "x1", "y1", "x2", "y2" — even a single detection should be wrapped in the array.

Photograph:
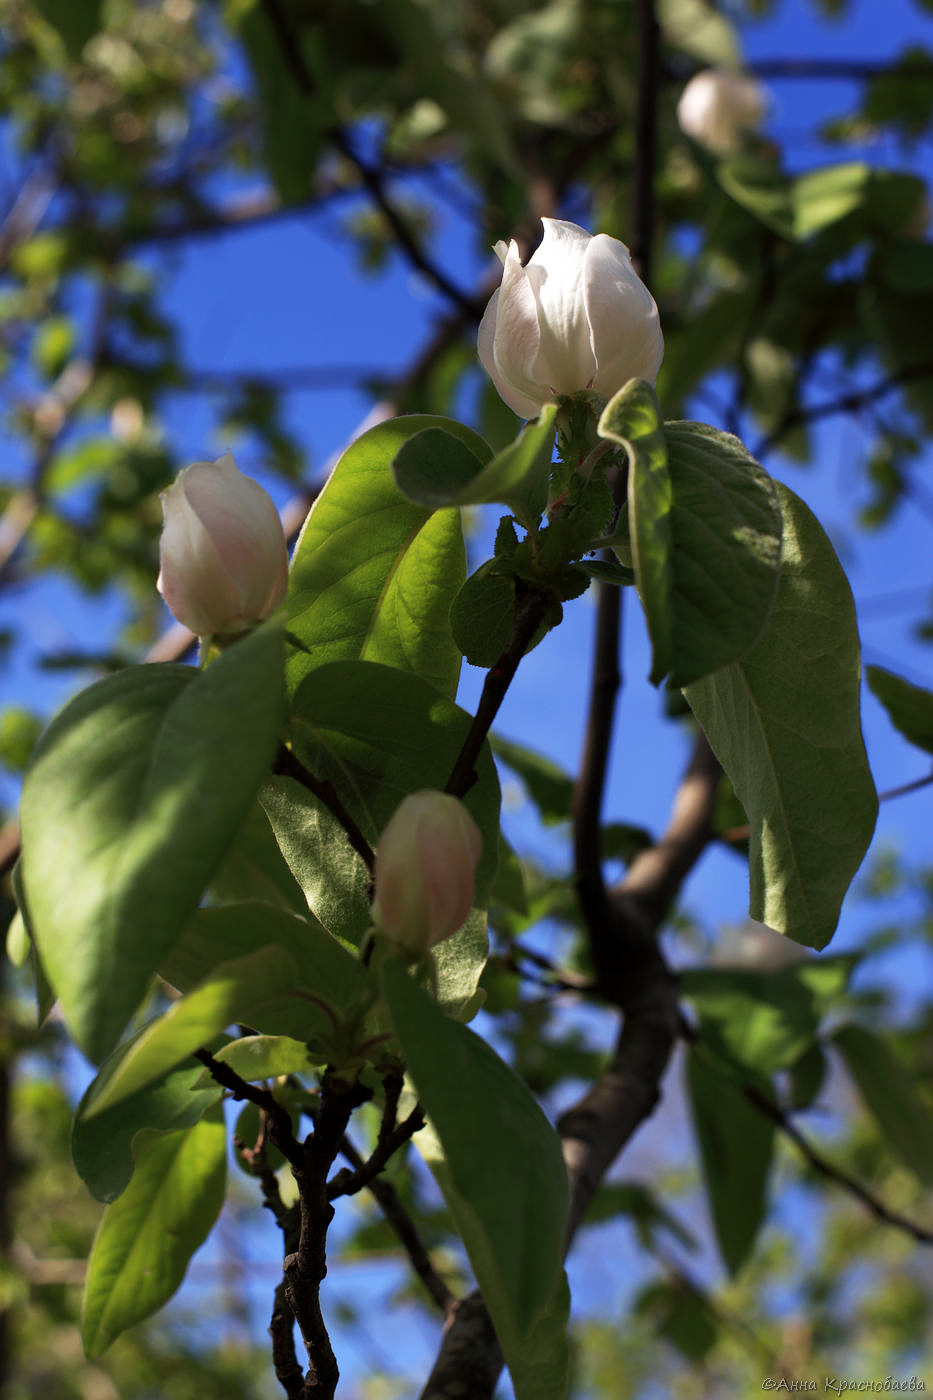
[{"x1": 477, "y1": 218, "x2": 664, "y2": 418}]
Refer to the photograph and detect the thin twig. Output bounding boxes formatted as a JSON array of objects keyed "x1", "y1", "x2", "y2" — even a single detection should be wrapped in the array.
[
  {"x1": 260, "y1": 0, "x2": 480, "y2": 319},
  {"x1": 275, "y1": 746, "x2": 376, "y2": 876},
  {"x1": 744, "y1": 1083, "x2": 933, "y2": 1247},
  {"x1": 327, "y1": 1106, "x2": 425, "y2": 1200},
  {"x1": 193, "y1": 1048, "x2": 303, "y2": 1170},
  {"x1": 753, "y1": 362, "x2": 933, "y2": 459},
  {"x1": 445, "y1": 585, "x2": 554, "y2": 799},
  {"x1": 338, "y1": 1134, "x2": 455, "y2": 1315}
]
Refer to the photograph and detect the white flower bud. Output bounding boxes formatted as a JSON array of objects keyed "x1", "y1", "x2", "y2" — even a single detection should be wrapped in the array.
[
  {"x1": 677, "y1": 69, "x2": 767, "y2": 155},
  {"x1": 477, "y1": 218, "x2": 664, "y2": 419},
  {"x1": 371, "y1": 791, "x2": 483, "y2": 955},
  {"x1": 157, "y1": 451, "x2": 288, "y2": 638}
]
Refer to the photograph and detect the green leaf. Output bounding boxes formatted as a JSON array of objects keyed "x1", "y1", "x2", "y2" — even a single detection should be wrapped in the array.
[
  {"x1": 431, "y1": 908, "x2": 489, "y2": 1020},
  {"x1": 661, "y1": 423, "x2": 782, "y2": 686},
  {"x1": 791, "y1": 162, "x2": 870, "y2": 238},
  {"x1": 490, "y1": 734, "x2": 574, "y2": 826},
  {"x1": 684, "y1": 483, "x2": 878, "y2": 949},
  {"x1": 866, "y1": 665, "x2": 933, "y2": 755},
  {"x1": 210, "y1": 799, "x2": 309, "y2": 915},
  {"x1": 86, "y1": 946, "x2": 312, "y2": 1114},
  {"x1": 20, "y1": 621, "x2": 286, "y2": 1062},
  {"x1": 448, "y1": 562, "x2": 551, "y2": 669},
  {"x1": 686, "y1": 1049, "x2": 774, "y2": 1276},
  {"x1": 383, "y1": 959, "x2": 571, "y2": 1400},
  {"x1": 392, "y1": 405, "x2": 557, "y2": 525},
  {"x1": 34, "y1": 0, "x2": 102, "y2": 58},
  {"x1": 207, "y1": 1034, "x2": 312, "y2": 1083},
  {"x1": 716, "y1": 157, "x2": 792, "y2": 237},
  {"x1": 289, "y1": 659, "x2": 500, "y2": 906},
  {"x1": 260, "y1": 777, "x2": 373, "y2": 945},
  {"x1": 82, "y1": 1107, "x2": 227, "y2": 1358},
  {"x1": 682, "y1": 958, "x2": 852, "y2": 1076},
  {"x1": 160, "y1": 903, "x2": 365, "y2": 1021},
  {"x1": 657, "y1": 0, "x2": 741, "y2": 66},
  {"x1": 833, "y1": 1024, "x2": 933, "y2": 1186},
  {"x1": 11, "y1": 861, "x2": 54, "y2": 1026},
  {"x1": 72, "y1": 1039, "x2": 224, "y2": 1204},
  {"x1": 238, "y1": 4, "x2": 324, "y2": 202},
  {"x1": 636, "y1": 1281, "x2": 717, "y2": 1361},
  {"x1": 787, "y1": 1042, "x2": 827, "y2": 1110},
  {"x1": 287, "y1": 415, "x2": 484, "y2": 701},
  {"x1": 449, "y1": 562, "x2": 519, "y2": 668},
  {"x1": 598, "y1": 380, "x2": 673, "y2": 683},
  {"x1": 584, "y1": 1182, "x2": 696, "y2": 1252}
]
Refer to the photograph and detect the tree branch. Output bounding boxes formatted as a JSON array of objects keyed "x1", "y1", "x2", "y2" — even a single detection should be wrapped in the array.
[
  {"x1": 445, "y1": 584, "x2": 555, "y2": 799},
  {"x1": 337, "y1": 1134, "x2": 455, "y2": 1316},
  {"x1": 285, "y1": 1073, "x2": 372, "y2": 1399},
  {"x1": 193, "y1": 1047, "x2": 303, "y2": 1170},
  {"x1": 260, "y1": 0, "x2": 480, "y2": 319},
  {"x1": 743, "y1": 1083, "x2": 933, "y2": 1247},
  {"x1": 753, "y1": 362, "x2": 933, "y2": 459}
]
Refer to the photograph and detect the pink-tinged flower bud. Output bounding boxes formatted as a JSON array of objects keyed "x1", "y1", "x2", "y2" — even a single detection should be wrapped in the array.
[
  {"x1": 371, "y1": 791, "x2": 483, "y2": 954},
  {"x1": 157, "y1": 452, "x2": 288, "y2": 638},
  {"x1": 677, "y1": 69, "x2": 767, "y2": 155},
  {"x1": 477, "y1": 218, "x2": 663, "y2": 419}
]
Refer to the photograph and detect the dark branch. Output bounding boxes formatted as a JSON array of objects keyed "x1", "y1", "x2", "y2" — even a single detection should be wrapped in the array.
[
  {"x1": 260, "y1": 0, "x2": 480, "y2": 319},
  {"x1": 194, "y1": 1048, "x2": 303, "y2": 1170},
  {"x1": 285, "y1": 1073, "x2": 372, "y2": 1399},
  {"x1": 754, "y1": 362, "x2": 933, "y2": 459},
  {"x1": 744, "y1": 1083, "x2": 933, "y2": 1247},
  {"x1": 337, "y1": 1134, "x2": 455, "y2": 1316},
  {"x1": 445, "y1": 585, "x2": 554, "y2": 799}
]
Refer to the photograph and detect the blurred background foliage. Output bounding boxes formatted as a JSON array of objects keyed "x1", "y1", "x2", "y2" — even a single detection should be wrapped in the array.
[{"x1": 2, "y1": 0, "x2": 933, "y2": 1394}]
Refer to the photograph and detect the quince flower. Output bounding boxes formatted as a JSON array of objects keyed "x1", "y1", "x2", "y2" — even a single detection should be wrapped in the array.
[
  {"x1": 477, "y1": 217, "x2": 663, "y2": 419},
  {"x1": 157, "y1": 451, "x2": 288, "y2": 638},
  {"x1": 677, "y1": 69, "x2": 767, "y2": 155},
  {"x1": 372, "y1": 791, "x2": 482, "y2": 955}
]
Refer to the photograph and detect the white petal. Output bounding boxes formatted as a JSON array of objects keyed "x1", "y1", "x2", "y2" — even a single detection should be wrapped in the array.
[
  {"x1": 182, "y1": 454, "x2": 287, "y2": 621},
  {"x1": 527, "y1": 219, "x2": 597, "y2": 395},
  {"x1": 491, "y1": 241, "x2": 550, "y2": 415},
  {"x1": 157, "y1": 472, "x2": 240, "y2": 635},
  {"x1": 584, "y1": 234, "x2": 664, "y2": 393},
  {"x1": 477, "y1": 289, "x2": 544, "y2": 419}
]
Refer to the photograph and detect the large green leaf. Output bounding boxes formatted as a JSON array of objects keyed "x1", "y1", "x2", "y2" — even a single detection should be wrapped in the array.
[
  {"x1": 72, "y1": 1037, "x2": 224, "y2": 1204},
  {"x1": 833, "y1": 1024, "x2": 933, "y2": 1186},
  {"x1": 392, "y1": 405, "x2": 557, "y2": 525},
  {"x1": 599, "y1": 394, "x2": 782, "y2": 687},
  {"x1": 684, "y1": 484, "x2": 878, "y2": 949},
  {"x1": 82, "y1": 1107, "x2": 227, "y2": 1358},
  {"x1": 210, "y1": 798, "x2": 309, "y2": 916},
  {"x1": 681, "y1": 957, "x2": 853, "y2": 1077},
  {"x1": 20, "y1": 621, "x2": 286, "y2": 1062},
  {"x1": 160, "y1": 902, "x2": 365, "y2": 1018},
  {"x1": 86, "y1": 946, "x2": 315, "y2": 1114},
  {"x1": 866, "y1": 665, "x2": 933, "y2": 755},
  {"x1": 260, "y1": 777, "x2": 373, "y2": 946},
  {"x1": 662, "y1": 423, "x2": 782, "y2": 686},
  {"x1": 383, "y1": 959, "x2": 571, "y2": 1400},
  {"x1": 287, "y1": 415, "x2": 485, "y2": 700},
  {"x1": 686, "y1": 1049, "x2": 774, "y2": 1276},
  {"x1": 598, "y1": 379, "x2": 673, "y2": 683}
]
